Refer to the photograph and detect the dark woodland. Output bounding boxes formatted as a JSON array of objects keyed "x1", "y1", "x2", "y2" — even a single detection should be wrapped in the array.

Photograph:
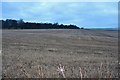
[{"x1": 0, "y1": 19, "x2": 81, "y2": 29}]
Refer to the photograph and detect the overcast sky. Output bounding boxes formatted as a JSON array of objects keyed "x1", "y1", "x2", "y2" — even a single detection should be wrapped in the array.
[{"x1": 2, "y1": 2, "x2": 118, "y2": 28}]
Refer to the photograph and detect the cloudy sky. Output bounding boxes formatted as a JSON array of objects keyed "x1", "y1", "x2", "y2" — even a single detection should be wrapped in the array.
[{"x1": 2, "y1": 2, "x2": 118, "y2": 28}]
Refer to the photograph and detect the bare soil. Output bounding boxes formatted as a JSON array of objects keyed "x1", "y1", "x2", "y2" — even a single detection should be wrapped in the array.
[{"x1": 2, "y1": 29, "x2": 118, "y2": 78}]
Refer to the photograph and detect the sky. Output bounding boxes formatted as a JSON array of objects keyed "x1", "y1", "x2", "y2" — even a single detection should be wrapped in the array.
[{"x1": 1, "y1": 2, "x2": 118, "y2": 28}]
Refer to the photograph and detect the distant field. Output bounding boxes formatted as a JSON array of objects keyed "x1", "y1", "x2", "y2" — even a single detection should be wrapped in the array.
[{"x1": 2, "y1": 29, "x2": 118, "y2": 78}]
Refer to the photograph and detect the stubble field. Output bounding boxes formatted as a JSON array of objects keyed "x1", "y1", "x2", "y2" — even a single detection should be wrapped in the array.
[{"x1": 2, "y1": 29, "x2": 118, "y2": 78}]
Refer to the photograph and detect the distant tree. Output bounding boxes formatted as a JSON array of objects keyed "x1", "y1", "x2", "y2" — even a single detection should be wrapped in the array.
[
  {"x1": 3, "y1": 19, "x2": 18, "y2": 29},
  {"x1": 68, "y1": 24, "x2": 80, "y2": 29},
  {"x1": 1, "y1": 19, "x2": 80, "y2": 29},
  {"x1": 0, "y1": 20, "x2": 3, "y2": 29},
  {"x1": 17, "y1": 19, "x2": 24, "y2": 24},
  {"x1": 81, "y1": 27, "x2": 84, "y2": 29},
  {"x1": 17, "y1": 19, "x2": 24, "y2": 29}
]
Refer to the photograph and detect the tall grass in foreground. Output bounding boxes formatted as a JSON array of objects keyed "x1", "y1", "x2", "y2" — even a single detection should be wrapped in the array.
[{"x1": 14, "y1": 62, "x2": 118, "y2": 78}]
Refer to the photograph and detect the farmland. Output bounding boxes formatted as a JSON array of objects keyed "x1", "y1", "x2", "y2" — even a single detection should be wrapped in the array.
[{"x1": 2, "y1": 29, "x2": 118, "y2": 78}]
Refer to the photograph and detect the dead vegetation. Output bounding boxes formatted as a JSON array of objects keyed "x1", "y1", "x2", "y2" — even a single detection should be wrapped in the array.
[{"x1": 2, "y1": 29, "x2": 118, "y2": 78}]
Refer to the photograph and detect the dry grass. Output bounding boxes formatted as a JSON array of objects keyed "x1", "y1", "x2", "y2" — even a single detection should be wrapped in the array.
[
  {"x1": 7, "y1": 62, "x2": 117, "y2": 78},
  {"x1": 2, "y1": 30, "x2": 118, "y2": 78}
]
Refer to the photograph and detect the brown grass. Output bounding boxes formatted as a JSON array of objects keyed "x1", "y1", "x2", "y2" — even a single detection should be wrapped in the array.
[{"x1": 11, "y1": 62, "x2": 117, "y2": 78}]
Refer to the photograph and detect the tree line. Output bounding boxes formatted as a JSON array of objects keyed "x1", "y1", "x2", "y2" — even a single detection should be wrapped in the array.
[
  {"x1": 0, "y1": 19, "x2": 80, "y2": 29},
  {"x1": 0, "y1": 19, "x2": 82, "y2": 29}
]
